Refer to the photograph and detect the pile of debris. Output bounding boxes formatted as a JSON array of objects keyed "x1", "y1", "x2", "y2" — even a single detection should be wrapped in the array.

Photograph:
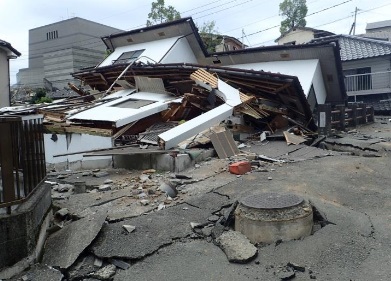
[{"x1": 1, "y1": 64, "x2": 318, "y2": 158}]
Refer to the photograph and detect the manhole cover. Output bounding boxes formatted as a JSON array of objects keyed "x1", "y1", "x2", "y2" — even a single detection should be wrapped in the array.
[{"x1": 240, "y1": 193, "x2": 303, "y2": 209}]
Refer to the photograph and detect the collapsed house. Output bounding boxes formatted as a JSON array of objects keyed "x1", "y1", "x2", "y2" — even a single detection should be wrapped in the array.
[
  {"x1": 1, "y1": 17, "x2": 348, "y2": 169},
  {"x1": 72, "y1": 65, "x2": 316, "y2": 149}
]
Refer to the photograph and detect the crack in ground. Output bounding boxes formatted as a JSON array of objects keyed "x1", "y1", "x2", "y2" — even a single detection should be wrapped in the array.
[
  {"x1": 361, "y1": 212, "x2": 376, "y2": 239},
  {"x1": 91, "y1": 233, "x2": 199, "y2": 269},
  {"x1": 182, "y1": 201, "x2": 202, "y2": 209},
  {"x1": 90, "y1": 196, "x2": 129, "y2": 207},
  {"x1": 325, "y1": 141, "x2": 379, "y2": 152},
  {"x1": 211, "y1": 190, "x2": 231, "y2": 200}
]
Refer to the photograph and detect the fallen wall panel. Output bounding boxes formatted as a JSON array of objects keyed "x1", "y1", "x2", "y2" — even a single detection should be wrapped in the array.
[{"x1": 159, "y1": 104, "x2": 233, "y2": 149}]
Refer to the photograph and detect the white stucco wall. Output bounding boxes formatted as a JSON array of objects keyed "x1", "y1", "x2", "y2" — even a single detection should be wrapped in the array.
[
  {"x1": 161, "y1": 37, "x2": 198, "y2": 64},
  {"x1": 44, "y1": 133, "x2": 113, "y2": 170},
  {"x1": 0, "y1": 49, "x2": 10, "y2": 108},
  {"x1": 229, "y1": 60, "x2": 327, "y2": 104},
  {"x1": 99, "y1": 36, "x2": 182, "y2": 67}
]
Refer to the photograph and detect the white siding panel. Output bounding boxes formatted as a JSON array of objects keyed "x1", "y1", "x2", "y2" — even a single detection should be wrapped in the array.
[
  {"x1": 160, "y1": 37, "x2": 198, "y2": 64},
  {"x1": 99, "y1": 37, "x2": 181, "y2": 67}
]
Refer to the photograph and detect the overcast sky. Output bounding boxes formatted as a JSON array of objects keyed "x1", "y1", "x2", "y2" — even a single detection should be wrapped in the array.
[{"x1": 1, "y1": 0, "x2": 391, "y2": 85}]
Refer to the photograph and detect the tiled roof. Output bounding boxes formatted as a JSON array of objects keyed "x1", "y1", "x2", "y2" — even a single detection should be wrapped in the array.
[
  {"x1": 0, "y1": 39, "x2": 21, "y2": 56},
  {"x1": 312, "y1": 35, "x2": 391, "y2": 61}
]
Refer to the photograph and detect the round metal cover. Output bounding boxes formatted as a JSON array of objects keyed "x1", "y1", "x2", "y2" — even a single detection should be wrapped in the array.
[{"x1": 240, "y1": 193, "x2": 303, "y2": 209}]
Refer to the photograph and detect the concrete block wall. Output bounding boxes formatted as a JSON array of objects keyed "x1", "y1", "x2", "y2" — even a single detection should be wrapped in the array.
[
  {"x1": 0, "y1": 183, "x2": 51, "y2": 271},
  {"x1": 113, "y1": 149, "x2": 215, "y2": 172}
]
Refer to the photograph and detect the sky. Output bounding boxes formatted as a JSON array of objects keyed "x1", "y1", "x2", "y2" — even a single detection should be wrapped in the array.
[{"x1": 1, "y1": 0, "x2": 391, "y2": 85}]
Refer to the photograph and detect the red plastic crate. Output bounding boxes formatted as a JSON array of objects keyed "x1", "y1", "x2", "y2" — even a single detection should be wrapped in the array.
[{"x1": 229, "y1": 161, "x2": 251, "y2": 175}]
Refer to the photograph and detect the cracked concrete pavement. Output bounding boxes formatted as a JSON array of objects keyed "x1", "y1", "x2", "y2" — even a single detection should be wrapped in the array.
[{"x1": 9, "y1": 117, "x2": 391, "y2": 280}]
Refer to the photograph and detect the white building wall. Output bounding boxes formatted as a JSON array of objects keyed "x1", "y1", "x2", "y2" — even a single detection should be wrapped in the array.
[
  {"x1": 99, "y1": 36, "x2": 181, "y2": 67},
  {"x1": 161, "y1": 37, "x2": 198, "y2": 64},
  {"x1": 229, "y1": 60, "x2": 327, "y2": 104},
  {"x1": 0, "y1": 49, "x2": 10, "y2": 107},
  {"x1": 44, "y1": 133, "x2": 113, "y2": 170}
]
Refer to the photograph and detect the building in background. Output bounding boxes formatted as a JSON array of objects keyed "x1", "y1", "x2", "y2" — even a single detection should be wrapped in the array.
[
  {"x1": 312, "y1": 34, "x2": 391, "y2": 103},
  {"x1": 363, "y1": 20, "x2": 391, "y2": 41},
  {"x1": 16, "y1": 17, "x2": 123, "y2": 90},
  {"x1": 275, "y1": 26, "x2": 335, "y2": 46},
  {"x1": 0, "y1": 39, "x2": 21, "y2": 107}
]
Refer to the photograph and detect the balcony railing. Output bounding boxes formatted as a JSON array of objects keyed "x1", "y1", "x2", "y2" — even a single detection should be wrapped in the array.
[
  {"x1": 0, "y1": 115, "x2": 46, "y2": 214},
  {"x1": 344, "y1": 71, "x2": 391, "y2": 93}
]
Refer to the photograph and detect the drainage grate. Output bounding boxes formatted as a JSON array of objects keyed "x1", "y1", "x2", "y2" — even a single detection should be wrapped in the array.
[{"x1": 240, "y1": 193, "x2": 303, "y2": 209}]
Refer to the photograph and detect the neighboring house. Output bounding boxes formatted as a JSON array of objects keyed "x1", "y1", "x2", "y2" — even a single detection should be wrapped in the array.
[
  {"x1": 0, "y1": 39, "x2": 21, "y2": 107},
  {"x1": 312, "y1": 35, "x2": 391, "y2": 102},
  {"x1": 216, "y1": 35, "x2": 245, "y2": 51},
  {"x1": 275, "y1": 26, "x2": 335, "y2": 45},
  {"x1": 362, "y1": 20, "x2": 391, "y2": 41},
  {"x1": 17, "y1": 17, "x2": 123, "y2": 90},
  {"x1": 201, "y1": 34, "x2": 245, "y2": 53}
]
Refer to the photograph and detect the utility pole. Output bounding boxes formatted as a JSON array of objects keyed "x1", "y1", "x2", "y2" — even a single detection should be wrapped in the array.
[
  {"x1": 353, "y1": 7, "x2": 358, "y2": 35},
  {"x1": 349, "y1": 7, "x2": 359, "y2": 35},
  {"x1": 242, "y1": 29, "x2": 245, "y2": 49}
]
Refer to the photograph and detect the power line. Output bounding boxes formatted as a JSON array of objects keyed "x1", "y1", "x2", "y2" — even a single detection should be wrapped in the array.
[
  {"x1": 194, "y1": 0, "x2": 254, "y2": 20},
  {"x1": 184, "y1": 0, "x2": 237, "y2": 17},
  {"x1": 222, "y1": 0, "x2": 321, "y2": 35},
  {"x1": 245, "y1": 0, "x2": 352, "y2": 38},
  {"x1": 250, "y1": 2, "x2": 391, "y2": 47}
]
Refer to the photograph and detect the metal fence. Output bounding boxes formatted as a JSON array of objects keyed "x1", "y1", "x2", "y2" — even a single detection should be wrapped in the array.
[
  {"x1": 344, "y1": 71, "x2": 391, "y2": 92},
  {"x1": 0, "y1": 115, "x2": 46, "y2": 214}
]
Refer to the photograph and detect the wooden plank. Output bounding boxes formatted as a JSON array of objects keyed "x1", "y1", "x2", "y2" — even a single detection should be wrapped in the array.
[
  {"x1": 112, "y1": 121, "x2": 138, "y2": 140},
  {"x1": 0, "y1": 123, "x2": 16, "y2": 205},
  {"x1": 239, "y1": 92, "x2": 255, "y2": 103},
  {"x1": 283, "y1": 131, "x2": 307, "y2": 145},
  {"x1": 210, "y1": 130, "x2": 240, "y2": 159},
  {"x1": 190, "y1": 69, "x2": 218, "y2": 88}
]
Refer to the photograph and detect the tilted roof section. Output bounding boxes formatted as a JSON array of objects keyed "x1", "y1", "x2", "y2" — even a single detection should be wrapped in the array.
[
  {"x1": 200, "y1": 40, "x2": 346, "y2": 104},
  {"x1": 101, "y1": 17, "x2": 208, "y2": 60},
  {"x1": 311, "y1": 34, "x2": 391, "y2": 61}
]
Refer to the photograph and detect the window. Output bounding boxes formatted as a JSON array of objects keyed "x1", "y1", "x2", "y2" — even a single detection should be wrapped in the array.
[
  {"x1": 46, "y1": 30, "x2": 58, "y2": 40},
  {"x1": 111, "y1": 99, "x2": 155, "y2": 109},
  {"x1": 112, "y1": 49, "x2": 145, "y2": 65},
  {"x1": 344, "y1": 67, "x2": 372, "y2": 91}
]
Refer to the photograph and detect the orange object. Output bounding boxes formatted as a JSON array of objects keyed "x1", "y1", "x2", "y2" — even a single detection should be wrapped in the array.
[{"x1": 229, "y1": 161, "x2": 251, "y2": 175}]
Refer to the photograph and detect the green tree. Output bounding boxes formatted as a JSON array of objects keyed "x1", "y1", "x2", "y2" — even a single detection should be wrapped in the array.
[
  {"x1": 30, "y1": 88, "x2": 52, "y2": 104},
  {"x1": 198, "y1": 21, "x2": 221, "y2": 53},
  {"x1": 146, "y1": 0, "x2": 181, "y2": 26},
  {"x1": 279, "y1": 0, "x2": 308, "y2": 34}
]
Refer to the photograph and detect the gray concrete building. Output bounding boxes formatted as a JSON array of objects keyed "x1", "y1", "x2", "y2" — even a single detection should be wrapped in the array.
[{"x1": 17, "y1": 17, "x2": 123, "y2": 89}]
